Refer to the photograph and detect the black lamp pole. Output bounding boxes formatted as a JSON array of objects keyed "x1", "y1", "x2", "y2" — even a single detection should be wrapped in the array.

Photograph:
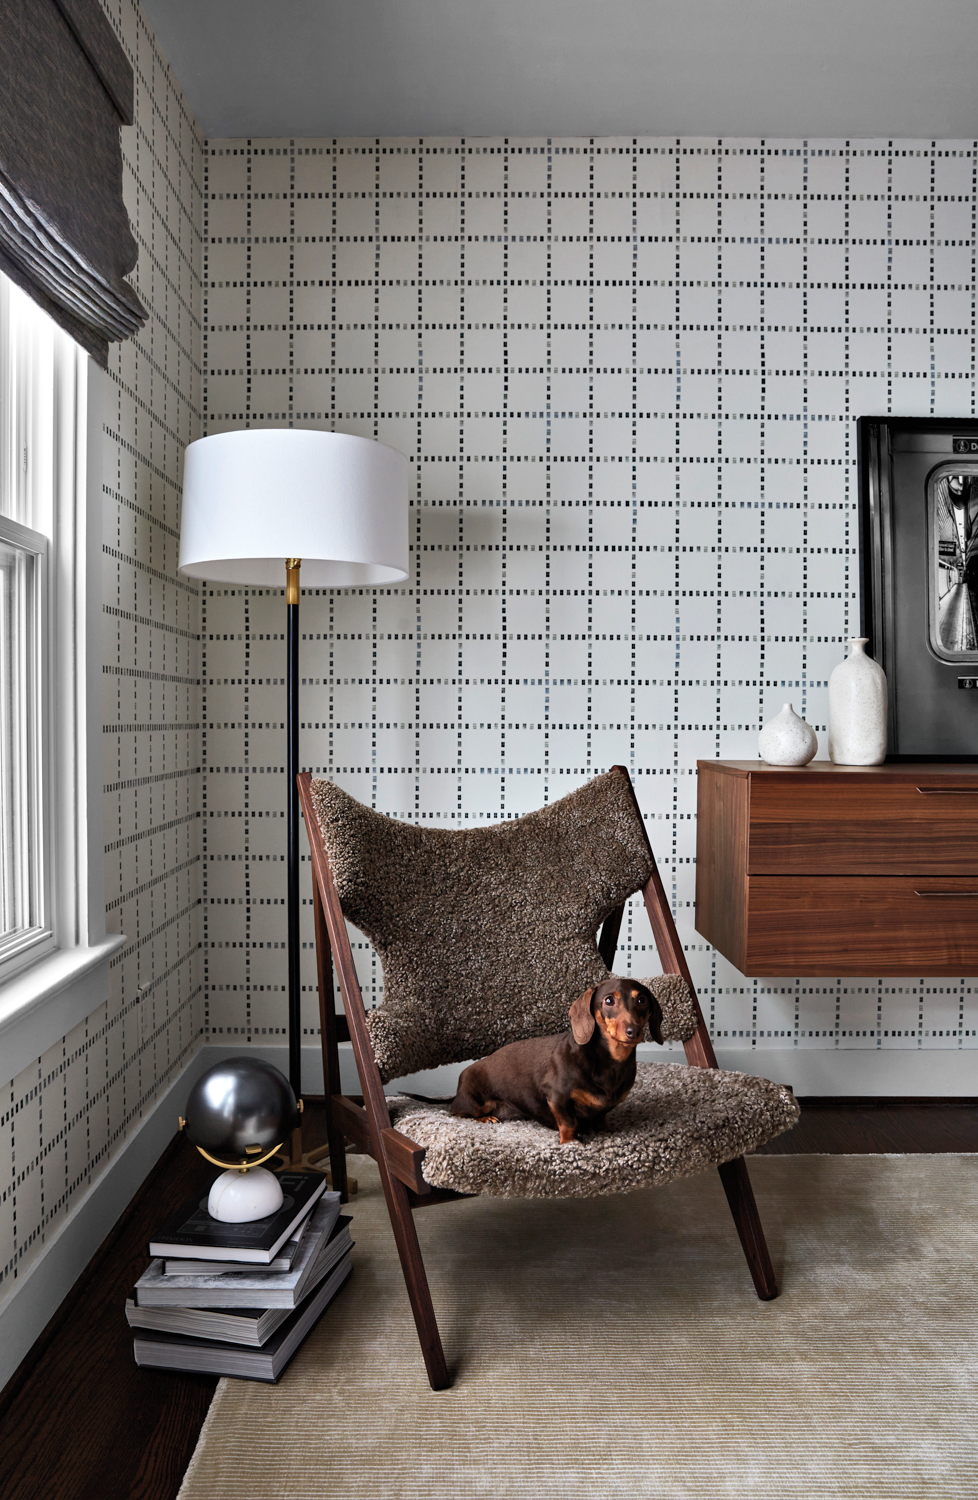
[{"x1": 286, "y1": 559, "x2": 302, "y2": 1108}]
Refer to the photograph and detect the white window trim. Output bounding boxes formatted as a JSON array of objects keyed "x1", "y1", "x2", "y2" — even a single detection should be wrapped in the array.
[
  {"x1": 0, "y1": 334, "x2": 123, "y2": 1082},
  {"x1": 0, "y1": 511, "x2": 49, "y2": 972}
]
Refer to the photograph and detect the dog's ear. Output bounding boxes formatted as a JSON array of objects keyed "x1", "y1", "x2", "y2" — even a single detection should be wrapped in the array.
[
  {"x1": 647, "y1": 994, "x2": 664, "y2": 1046},
  {"x1": 569, "y1": 987, "x2": 596, "y2": 1044}
]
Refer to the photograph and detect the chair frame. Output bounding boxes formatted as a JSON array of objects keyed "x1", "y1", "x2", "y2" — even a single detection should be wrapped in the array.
[{"x1": 298, "y1": 767, "x2": 778, "y2": 1391}]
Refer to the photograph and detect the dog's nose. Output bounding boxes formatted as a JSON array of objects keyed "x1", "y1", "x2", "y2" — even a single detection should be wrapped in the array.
[{"x1": 624, "y1": 1023, "x2": 637, "y2": 1039}]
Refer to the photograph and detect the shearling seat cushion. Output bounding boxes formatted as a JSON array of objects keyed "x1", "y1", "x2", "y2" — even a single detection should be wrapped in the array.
[
  {"x1": 388, "y1": 1063, "x2": 800, "y2": 1198},
  {"x1": 310, "y1": 769, "x2": 660, "y2": 1083}
]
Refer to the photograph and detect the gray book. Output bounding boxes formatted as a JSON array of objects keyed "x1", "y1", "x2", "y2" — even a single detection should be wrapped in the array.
[
  {"x1": 133, "y1": 1204, "x2": 349, "y2": 1313},
  {"x1": 127, "y1": 1226, "x2": 352, "y2": 1344},
  {"x1": 131, "y1": 1257, "x2": 353, "y2": 1381}
]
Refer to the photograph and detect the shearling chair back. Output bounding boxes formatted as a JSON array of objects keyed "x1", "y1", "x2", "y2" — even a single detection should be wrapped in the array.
[{"x1": 310, "y1": 768, "x2": 667, "y2": 1082}]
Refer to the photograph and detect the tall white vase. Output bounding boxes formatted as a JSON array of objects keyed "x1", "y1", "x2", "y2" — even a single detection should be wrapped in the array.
[{"x1": 828, "y1": 638, "x2": 887, "y2": 765}]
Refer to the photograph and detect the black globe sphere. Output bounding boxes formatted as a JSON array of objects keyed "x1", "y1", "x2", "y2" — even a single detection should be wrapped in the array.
[{"x1": 183, "y1": 1058, "x2": 299, "y2": 1169}]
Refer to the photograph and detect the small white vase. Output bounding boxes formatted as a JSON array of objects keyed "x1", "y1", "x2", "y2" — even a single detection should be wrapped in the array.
[
  {"x1": 758, "y1": 703, "x2": 818, "y2": 766},
  {"x1": 828, "y1": 638, "x2": 887, "y2": 765}
]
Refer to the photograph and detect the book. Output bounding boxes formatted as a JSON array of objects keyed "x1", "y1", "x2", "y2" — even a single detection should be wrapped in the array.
[
  {"x1": 149, "y1": 1172, "x2": 327, "y2": 1265},
  {"x1": 131, "y1": 1256, "x2": 353, "y2": 1381},
  {"x1": 163, "y1": 1208, "x2": 313, "y2": 1276},
  {"x1": 127, "y1": 1295, "x2": 290, "y2": 1347},
  {"x1": 133, "y1": 1207, "x2": 351, "y2": 1314}
]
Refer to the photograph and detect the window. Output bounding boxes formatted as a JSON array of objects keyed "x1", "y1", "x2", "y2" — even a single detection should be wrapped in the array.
[
  {"x1": 0, "y1": 514, "x2": 46, "y2": 966},
  {"x1": 0, "y1": 269, "x2": 119, "y2": 1053}
]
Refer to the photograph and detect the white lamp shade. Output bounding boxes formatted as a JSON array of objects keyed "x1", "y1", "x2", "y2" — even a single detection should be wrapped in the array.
[{"x1": 178, "y1": 428, "x2": 409, "y2": 587}]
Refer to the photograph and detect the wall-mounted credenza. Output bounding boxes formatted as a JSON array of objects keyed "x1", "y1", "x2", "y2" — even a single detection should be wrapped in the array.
[{"x1": 695, "y1": 760, "x2": 978, "y2": 977}]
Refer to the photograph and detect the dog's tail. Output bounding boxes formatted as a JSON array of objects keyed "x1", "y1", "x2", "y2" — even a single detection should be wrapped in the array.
[{"x1": 401, "y1": 1091, "x2": 454, "y2": 1106}]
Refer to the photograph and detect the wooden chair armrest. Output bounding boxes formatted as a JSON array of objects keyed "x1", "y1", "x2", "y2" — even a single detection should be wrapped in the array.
[
  {"x1": 332, "y1": 1095, "x2": 430, "y2": 1195},
  {"x1": 381, "y1": 1127, "x2": 431, "y2": 1195}
]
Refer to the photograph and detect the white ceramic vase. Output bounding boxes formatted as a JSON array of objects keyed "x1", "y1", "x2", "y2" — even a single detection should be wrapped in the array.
[
  {"x1": 828, "y1": 638, "x2": 887, "y2": 765},
  {"x1": 758, "y1": 702, "x2": 818, "y2": 766}
]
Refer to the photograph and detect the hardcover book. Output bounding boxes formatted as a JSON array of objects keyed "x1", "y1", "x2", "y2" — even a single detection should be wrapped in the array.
[
  {"x1": 163, "y1": 1208, "x2": 313, "y2": 1277},
  {"x1": 131, "y1": 1256, "x2": 352, "y2": 1381},
  {"x1": 148, "y1": 1173, "x2": 327, "y2": 1265},
  {"x1": 134, "y1": 1208, "x2": 351, "y2": 1313}
]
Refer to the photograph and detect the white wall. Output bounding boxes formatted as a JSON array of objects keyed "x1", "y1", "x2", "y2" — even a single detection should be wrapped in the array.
[
  {"x1": 198, "y1": 135, "x2": 978, "y2": 1094},
  {"x1": 0, "y1": 0, "x2": 204, "y2": 1336}
]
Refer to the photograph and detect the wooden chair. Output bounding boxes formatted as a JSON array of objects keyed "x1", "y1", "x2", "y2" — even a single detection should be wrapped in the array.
[{"x1": 298, "y1": 766, "x2": 799, "y2": 1391}]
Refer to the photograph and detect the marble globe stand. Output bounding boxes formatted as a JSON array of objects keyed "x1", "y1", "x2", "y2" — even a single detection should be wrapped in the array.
[{"x1": 207, "y1": 1165, "x2": 285, "y2": 1223}]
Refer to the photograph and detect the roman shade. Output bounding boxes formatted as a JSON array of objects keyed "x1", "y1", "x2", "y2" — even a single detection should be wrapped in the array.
[{"x1": 0, "y1": 0, "x2": 147, "y2": 365}]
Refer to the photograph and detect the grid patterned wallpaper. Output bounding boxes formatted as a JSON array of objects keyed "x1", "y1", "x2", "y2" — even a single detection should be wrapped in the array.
[
  {"x1": 1, "y1": 1, "x2": 204, "y2": 1302},
  {"x1": 199, "y1": 134, "x2": 978, "y2": 1070}
]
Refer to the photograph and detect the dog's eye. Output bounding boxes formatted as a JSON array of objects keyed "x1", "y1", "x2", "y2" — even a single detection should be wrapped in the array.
[{"x1": 603, "y1": 995, "x2": 616, "y2": 1006}]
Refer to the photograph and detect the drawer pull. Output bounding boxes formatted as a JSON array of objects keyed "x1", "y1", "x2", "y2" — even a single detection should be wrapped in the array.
[
  {"x1": 915, "y1": 786, "x2": 978, "y2": 795},
  {"x1": 913, "y1": 890, "x2": 978, "y2": 897}
]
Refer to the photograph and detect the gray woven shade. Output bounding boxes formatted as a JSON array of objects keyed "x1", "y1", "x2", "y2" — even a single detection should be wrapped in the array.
[{"x1": 0, "y1": 0, "x2": 147, "y2": 364}]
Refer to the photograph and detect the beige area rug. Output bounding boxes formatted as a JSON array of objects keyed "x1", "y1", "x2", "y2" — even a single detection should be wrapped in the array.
[{"x1": 178, "y1": 1153, "x2": 978, "y2": 1500}]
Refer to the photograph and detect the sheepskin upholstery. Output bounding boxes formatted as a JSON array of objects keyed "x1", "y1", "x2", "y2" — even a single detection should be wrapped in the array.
[
  {"x1": 309, "y1": 769, "x2": 799, "y2": 1196},
  {"x1": 310, "y1": 768, "x2": 661, "y2": 1083},
  {"x1": 387, "y1": 1064, "x2": 799, "y2": 1198}
]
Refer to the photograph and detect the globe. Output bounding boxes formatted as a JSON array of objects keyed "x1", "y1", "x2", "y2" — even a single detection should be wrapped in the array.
[{"x1": 182, "y1": 1055, "x2": 299, "y2": 1173}]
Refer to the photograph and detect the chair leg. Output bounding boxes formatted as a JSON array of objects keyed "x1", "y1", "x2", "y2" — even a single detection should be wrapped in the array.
[
  {"x1": 323, "y1": 1099, "x2": 350, "y2": 1201},
  {"x1": 717, "y1": 1156, "x2": 778, "y2": 1300},
  {"x1": 380, "y1": 1168, "x2": 451, "y2": 1389}
]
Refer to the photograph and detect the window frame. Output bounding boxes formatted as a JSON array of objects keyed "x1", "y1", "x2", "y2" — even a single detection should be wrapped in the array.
[
  {"x1": 0, "y1": 275, "x2": 122, "y2": 1079},
  {"x1": 0, "y1": 512, "x2": 50, "y2": 973}
]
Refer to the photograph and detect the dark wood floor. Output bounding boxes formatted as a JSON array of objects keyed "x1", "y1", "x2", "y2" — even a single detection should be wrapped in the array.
[{"x1": 0, "y1": 1097, "x2": 976, "y2": 1500}]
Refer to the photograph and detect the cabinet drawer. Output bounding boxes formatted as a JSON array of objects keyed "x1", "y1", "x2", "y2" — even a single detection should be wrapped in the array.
[
  {"x1": 744, "y1": 876, "x2": 978, "y2": 976},
  {"x1": 748, "y1": 778, "x2": 978, "y2": 875}
]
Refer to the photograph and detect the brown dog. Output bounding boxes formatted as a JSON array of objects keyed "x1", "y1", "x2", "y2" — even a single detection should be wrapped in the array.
[{"x1": 449, "y1": 977, "x2": 663, "y2": 1143}]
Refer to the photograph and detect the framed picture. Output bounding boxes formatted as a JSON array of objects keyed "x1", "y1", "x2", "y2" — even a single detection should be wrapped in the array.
[{"x1": 858, "y1": 416, "x2": 978, "y2": 759}]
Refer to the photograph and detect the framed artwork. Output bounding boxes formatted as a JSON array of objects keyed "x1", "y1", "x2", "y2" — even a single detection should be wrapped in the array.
[{"x1": 858, "y1": 416, "x2": 978, "y2": 760}]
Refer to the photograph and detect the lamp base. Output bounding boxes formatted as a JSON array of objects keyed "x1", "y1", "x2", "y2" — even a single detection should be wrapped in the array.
[{"x1": 207, "y1": 1166, "x2": 284, "y2": 1223}]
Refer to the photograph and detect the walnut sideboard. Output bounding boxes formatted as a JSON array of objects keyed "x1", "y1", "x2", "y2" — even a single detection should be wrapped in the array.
[{"x1": 695, "y1": 760, "x2": 978, "y2": 976}]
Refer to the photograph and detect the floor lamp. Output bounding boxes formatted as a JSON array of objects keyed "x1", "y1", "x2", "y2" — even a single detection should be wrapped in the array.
[{"x1": 178, "y1": 428, "x2": 409, "y2": 1165}]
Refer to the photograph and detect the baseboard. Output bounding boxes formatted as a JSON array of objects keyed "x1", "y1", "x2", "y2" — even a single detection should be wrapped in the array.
[
  {"x1": 305, "y1": 1040, "x2": 978, "y2": 1101},
  {"x1": 4, "y1": 1036, "x2": 975, "y2": 1395},
  {"x1": 328, "y1": 1041, "x2": 978, "y2": 1102},
  {"x1": 710, "y1": 1046, "x2": 978, "y2": 1098}
]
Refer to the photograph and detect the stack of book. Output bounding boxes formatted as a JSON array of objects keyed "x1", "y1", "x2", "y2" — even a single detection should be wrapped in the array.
[{"x1": 128, "y1": 1173, "x2": 353, "y2": 1382}]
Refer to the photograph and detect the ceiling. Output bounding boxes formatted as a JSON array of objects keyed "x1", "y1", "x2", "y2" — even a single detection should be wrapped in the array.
[{"x1": 141, "y1": 0, "x2": 978, "y2": 142}]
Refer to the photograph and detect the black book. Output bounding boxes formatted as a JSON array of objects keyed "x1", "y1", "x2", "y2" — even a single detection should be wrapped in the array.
[
  {"x1": 161, "y1": 1195, "x2": 326, "y2": 1276},
  {"x1": 148, "y1": 1173, "x2": 326, "y2": 1265},
  {"x1": 132, "y1": 1256, "x2": 352, "y2": 1382}
]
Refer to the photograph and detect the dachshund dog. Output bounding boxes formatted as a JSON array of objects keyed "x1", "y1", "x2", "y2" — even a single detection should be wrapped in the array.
[{"x1": 449, "y1": 977, "x2": 663, "y2": 1143}]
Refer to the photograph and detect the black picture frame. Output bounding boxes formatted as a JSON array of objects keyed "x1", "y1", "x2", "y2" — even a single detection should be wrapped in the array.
[{"x1": 858, "y1": 415, "x2": 978, "y2": 760}]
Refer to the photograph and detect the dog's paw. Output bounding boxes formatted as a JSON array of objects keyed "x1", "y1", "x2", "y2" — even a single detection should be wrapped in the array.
[{"x1": 477, "y1": 1114, "x2": 500, "y2": 1125}]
